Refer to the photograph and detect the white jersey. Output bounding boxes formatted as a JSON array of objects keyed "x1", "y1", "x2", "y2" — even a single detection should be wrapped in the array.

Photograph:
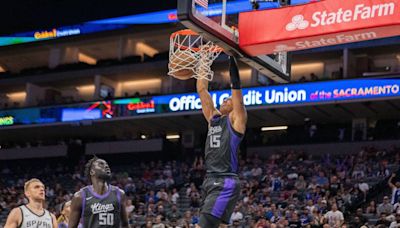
[{"x1": 19, "y1": 205, "x2": 53, "y2": 228}]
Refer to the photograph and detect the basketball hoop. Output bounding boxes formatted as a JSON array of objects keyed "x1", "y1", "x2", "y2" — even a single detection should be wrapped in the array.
[{"x1": 168, "y1": 29, "x2": 223, "y2": 81}]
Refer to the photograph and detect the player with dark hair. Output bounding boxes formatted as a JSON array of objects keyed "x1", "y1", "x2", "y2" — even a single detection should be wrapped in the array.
[
  {"x1": 4, "y1": 178, "x2": 58, "y2": 228},
  {"x1": 196, "y1": 56, "x2": 247, "y2": 228},
  {"x1": 69, "y1": 157, "x2": 130, "y2": 228}
]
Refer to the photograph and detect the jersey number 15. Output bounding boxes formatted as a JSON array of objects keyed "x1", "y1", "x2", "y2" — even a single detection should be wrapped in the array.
[{"x1": 210, "y1": 135, "x2": 221, "y2": 148}]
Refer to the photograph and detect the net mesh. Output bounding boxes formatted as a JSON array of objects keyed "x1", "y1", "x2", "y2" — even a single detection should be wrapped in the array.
[{"x1": 168, "y1": 30, "x2": 222, "y2": 81}]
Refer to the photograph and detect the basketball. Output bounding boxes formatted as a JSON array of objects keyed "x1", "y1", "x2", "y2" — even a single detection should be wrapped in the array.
[{"x1": 168, "y1": 51, "x2": 197, "y2": 80}]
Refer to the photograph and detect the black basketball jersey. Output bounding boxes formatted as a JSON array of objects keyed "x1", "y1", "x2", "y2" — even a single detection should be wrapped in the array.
[
  {"x1": 80, "y1": 185, "x2": 121, "y2": 228},
  {"x1": 204, "y1": 115, "x2": 243, "y2": 174}
]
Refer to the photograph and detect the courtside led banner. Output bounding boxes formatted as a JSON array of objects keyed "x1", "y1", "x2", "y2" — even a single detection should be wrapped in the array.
[
  {"x1": 158, "y1": 78, "x2": 399, "y2": 111},
  {"x1": 0, "y1": 78, "x2": 399, "y2": 127},
  {"x1": 239, "y1": 0, "x2": 400, "y2": 55}
]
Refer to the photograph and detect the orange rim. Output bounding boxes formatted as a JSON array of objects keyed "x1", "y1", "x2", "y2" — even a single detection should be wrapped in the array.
[
  {"x1": 171, "y1": 29, "x2": 223, "y2": 53},
  {"x1": 170, "y1": 29, "x2": 199, "y2": 38}
]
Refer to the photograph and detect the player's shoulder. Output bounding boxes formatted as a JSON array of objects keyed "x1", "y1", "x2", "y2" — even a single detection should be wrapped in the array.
[
  {"x1": 73, "y1": 186, "x2": 90, "y2": 198},
  {"x1": 10, "y1": 206, "x2": 23, "y2": 214},
  {"x1": 110, "y1": 185, "x2": 125, "y2": 195},
  {"x1": 7, "y1": 206, "x2": 23, "y2": 220}
]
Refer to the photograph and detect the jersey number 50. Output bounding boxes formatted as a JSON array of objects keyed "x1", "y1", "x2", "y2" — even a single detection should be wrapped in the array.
[
  {"x1": 99, "y1": 213, "x2": 114, "y2": 225},
  {"x1": 210, "y1": 135, "x2": 221, "y2": 148}
]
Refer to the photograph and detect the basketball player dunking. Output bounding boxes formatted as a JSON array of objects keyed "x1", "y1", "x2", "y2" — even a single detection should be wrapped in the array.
[
  {"x1": 4, "y1": 178, "x2": 58, "y2": 228},
  {"x1": 196, "y1": 56, "x2": 247, "y2": 228},
  {"x1": 68, "y1": 157, "x2": 130, "y2": 228}
]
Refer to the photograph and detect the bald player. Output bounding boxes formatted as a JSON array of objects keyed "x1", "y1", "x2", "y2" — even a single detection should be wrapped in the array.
[
  {"x1": 196, "y1": 56, "x2": 247, "y2": 228},
  {"x1": 68, "y1": 157, "x2": 130, "y2": 228},
  {"x1": 4, "y1": 178, "x2": 58, "y2": 228}
]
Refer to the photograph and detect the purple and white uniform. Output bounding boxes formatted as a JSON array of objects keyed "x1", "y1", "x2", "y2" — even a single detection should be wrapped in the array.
[
  {"x1": 201, "y1": 115, "x2": 243, "y2": 224},
  {"x1": 80, "y1": 185, "x2": 121, "y2": 228}
]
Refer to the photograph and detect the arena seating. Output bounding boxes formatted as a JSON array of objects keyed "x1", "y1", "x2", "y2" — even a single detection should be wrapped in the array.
[{"x1": 1, "y1": 145, "x2": 399, "y2": 227}]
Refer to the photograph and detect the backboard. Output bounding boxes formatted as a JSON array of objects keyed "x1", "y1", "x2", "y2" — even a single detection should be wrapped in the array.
[{"x1": 177, "y1": 0, "x2": 291, "y2": 83}]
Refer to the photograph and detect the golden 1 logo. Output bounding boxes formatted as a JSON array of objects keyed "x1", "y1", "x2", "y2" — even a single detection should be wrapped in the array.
[
  {"x1": 34, "y1": 28, "x2": 80, "y2": 40},
  {"x1": 34, "y1": 29, "x2": 57, "y2": 39},
  {"x1": 0, "y1": 116, "x2": 14, "y2": 126}
]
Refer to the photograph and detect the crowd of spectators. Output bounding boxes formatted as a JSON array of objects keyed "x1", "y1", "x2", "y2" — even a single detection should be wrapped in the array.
[
  {"x1": 248, "y1": 120, "x2": 400, "y2": 146},
  {"x1": 0, "y1": 145, "x2": 399, "y2": 227},
  {"x1": 367, "y1": 172, "x2": 400, "y2": 228}
]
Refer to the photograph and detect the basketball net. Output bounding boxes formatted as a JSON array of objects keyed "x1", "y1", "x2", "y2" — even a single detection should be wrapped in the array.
[{"x1": 168, "y1": 30, "x2": 223, "y2": 81}]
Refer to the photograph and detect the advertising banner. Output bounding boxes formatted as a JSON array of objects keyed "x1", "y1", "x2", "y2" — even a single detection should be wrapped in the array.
[
  {"x1": 0, "y1": 78, "x2": 399, "y2": 127},
  {"x1": 239, "y1": 0, "x2": 400, "y2": 55}
]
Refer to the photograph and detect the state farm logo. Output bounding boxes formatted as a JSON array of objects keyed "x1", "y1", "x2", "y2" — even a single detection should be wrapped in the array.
[
  {"x1": 286, "y1": 15, "x2": 309, "y2": 31},
  {"x1": 285, "y1": 2, "x2": 395, "y2": 32},
  {"x1": 273, "y1": 31, "x2": 376, "y2": 53}
]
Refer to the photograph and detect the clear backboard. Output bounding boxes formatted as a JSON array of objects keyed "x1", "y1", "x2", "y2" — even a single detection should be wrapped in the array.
[{"x1": 177, "y1": 0, "x2": 291, "y2": 83}]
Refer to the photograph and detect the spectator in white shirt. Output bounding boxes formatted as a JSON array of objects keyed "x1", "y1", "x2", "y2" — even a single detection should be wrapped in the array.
[
  {"x1": 171, "y1": 188, "x2": 180, "y2": 205},
  {"x1": 377, "y1": 196, "x2": 394, "y2": 215},
  {"x1": 390, "y1": 213, "x2": 400, "y2": 228},
  {"x1": 125, "y1": 199, "x2": 135, "y2": 215},
  {"x1": 230, "y1": 206, "x2": 243, "y2": 224},
  {"x1": 358, "y1": 182, "x2": 369, "y2": 201},
  {"x1": 324, "y1": 203, "x2": 344, "y2": 227},
  {"x1": 152, "y1": 215, "x2": 166, "y2": 228}
]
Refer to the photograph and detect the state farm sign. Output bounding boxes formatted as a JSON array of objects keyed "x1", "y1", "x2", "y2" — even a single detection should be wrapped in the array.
[{"x1": 239, "y1": 0, "x2": 400, "y2": 55}]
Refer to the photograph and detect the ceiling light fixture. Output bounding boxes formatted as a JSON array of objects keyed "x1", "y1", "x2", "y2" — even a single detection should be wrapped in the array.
[{"x1": 261, "y1": 126, "x2": 288, "y2": 131}]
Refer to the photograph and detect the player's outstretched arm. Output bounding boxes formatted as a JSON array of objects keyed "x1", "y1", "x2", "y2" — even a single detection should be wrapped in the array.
[
  {"x1": 4, "y1": 208, "x2": 21, "y2": 228},
  {"x1": 197, "y1": 78, "x2": 220, "y2": 123},
  {"x1": 229, "y1": 56, "x2": 247, "y2": 134},
  {"x1": 119, "y1": 190, "x2": 131, "y2": 228},
  {"x1": 68, "y1": 191, "x2": 83, "y2": 228}
]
